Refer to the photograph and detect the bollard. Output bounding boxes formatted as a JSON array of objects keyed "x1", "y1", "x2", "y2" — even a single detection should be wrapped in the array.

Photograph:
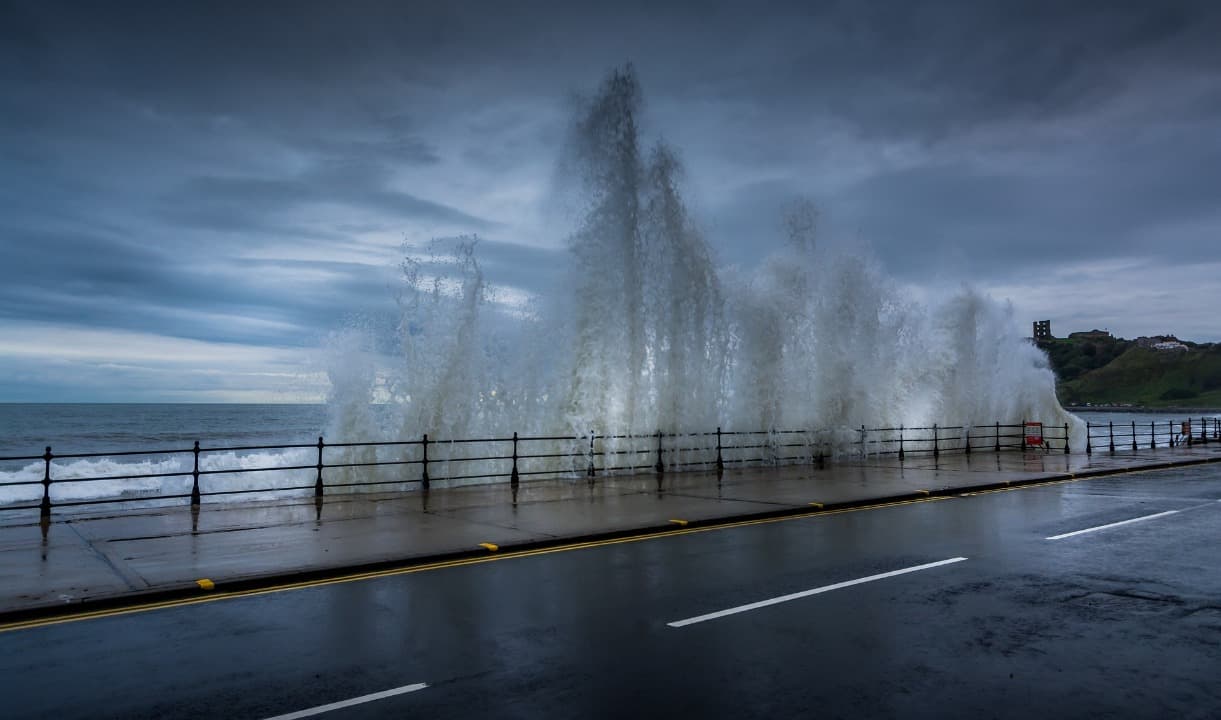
[
  {"x1": 510, "y1": 432, "x2": 520, "y2": 489},
  {"x1": 314, "y1": 436, "x2": 325, "y2": 498},
  {"x1": 191, "y1": 440, "x2": 201, "y2": 506},
  {"x1": 421, "y1": 433, "x2": 430, "y2": 489},
  {"x1": 39, "y1": 446, "x2": 53, "y2": 519},
  {"x1": 655, "y1": 430, "x2": 665, "y2": 475}
]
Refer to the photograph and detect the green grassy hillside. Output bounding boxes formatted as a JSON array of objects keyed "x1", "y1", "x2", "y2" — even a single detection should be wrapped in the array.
[
  {"x1": 1041, "y1": 336, "x2": 1133, "y2": 383},
  {"x1": 1050, "y1": 341, "x2": 1221, "y2": 407}
]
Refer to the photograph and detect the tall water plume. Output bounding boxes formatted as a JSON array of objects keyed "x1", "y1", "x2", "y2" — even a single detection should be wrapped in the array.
[{"x1": 559, "y1": 68, "x2": 729, "y2": 435}]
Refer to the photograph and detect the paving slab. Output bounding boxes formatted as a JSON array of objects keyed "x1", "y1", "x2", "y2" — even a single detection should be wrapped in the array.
[
  {"x1": 1, "y1": 443, "x2": 1219, "y2": 618},
  {"x1": 109, "y1": 508, "x2": 546, "y2": 588},
  {"x1": 0, "y1": 523, "x2": 136, "y2": 609}
]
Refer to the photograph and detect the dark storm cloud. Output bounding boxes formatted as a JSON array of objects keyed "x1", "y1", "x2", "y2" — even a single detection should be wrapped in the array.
[
  {"x1": 1, "y1": 0, "x2": 1219, "y2": 399},
  {"x1": 721, "y1": 1, "x2": 1219, "y2": 138},
  {"x1": 829, "y1": 120, "x2": 1221, "y2": 278}
]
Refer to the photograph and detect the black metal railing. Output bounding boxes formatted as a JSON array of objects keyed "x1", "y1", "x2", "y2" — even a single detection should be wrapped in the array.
[
  {"x1": 1084, "y1": 417, "x2": 1219, "y2": 454},
  {"x1": 2, "y1": 417, "x2": 1209, "y2": 516}
]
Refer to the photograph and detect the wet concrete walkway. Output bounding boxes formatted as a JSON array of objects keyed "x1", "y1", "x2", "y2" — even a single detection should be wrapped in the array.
[{"x1": 3, "y1": 444, "x2": 1220, "y2": 617}]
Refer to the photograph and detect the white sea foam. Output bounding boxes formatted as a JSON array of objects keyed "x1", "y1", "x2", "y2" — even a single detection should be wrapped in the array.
[{"x1": 0, "y1": 449, "x2": 320, "y2": 507}]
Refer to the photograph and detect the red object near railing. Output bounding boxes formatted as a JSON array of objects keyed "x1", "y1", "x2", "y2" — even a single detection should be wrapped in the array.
[{"x1": 1024, "y1": 422, "x2": 1044, "y2": 447}]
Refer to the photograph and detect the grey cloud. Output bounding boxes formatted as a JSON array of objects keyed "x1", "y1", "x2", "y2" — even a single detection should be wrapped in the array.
[
  {"x1": 646, "y1": 1, "x2": 1221, "y2": 142},
  {"x1": 828, "y1": 124, "x2": 1221, "y2": 282},
  {"x1": 8, "y1": 1, "x2": 1219, "y2": 164},
  {"x1": 0, "y1": 223, "x2": 397, "y2": 346},
  {"x1": 163, "y1": 167, "x2": 496, "y2": 233}
]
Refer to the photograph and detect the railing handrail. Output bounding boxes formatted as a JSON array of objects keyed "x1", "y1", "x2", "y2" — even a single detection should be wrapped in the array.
[{"x1": 4, "y1": 417, "x2": 1216, "y2": 516}]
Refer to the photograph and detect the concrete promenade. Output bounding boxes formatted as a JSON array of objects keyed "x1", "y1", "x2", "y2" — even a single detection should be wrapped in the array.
[{"x1": 3, "y1": 443, "x2": 1220, "y2": 620}]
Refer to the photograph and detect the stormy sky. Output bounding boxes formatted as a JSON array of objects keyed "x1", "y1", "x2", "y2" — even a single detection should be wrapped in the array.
[{"x1": 2, "y1": 0, "x2": 1219, "y2": 402}]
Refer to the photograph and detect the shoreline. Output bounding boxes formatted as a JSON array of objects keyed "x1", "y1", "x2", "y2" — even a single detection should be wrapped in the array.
[{"x1": 1066, "y1": 405, "x2": 1221, "y2": 414}]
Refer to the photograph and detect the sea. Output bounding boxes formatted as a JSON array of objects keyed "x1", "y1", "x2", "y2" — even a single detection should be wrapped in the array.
[{"x1": 0, "y1": 404, "x2": 328, "y2": 458}]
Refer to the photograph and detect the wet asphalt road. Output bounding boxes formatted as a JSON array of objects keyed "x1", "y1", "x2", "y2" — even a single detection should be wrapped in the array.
[{"x1": 2, "y1": 464, "x2": 1220, "y2": 719}]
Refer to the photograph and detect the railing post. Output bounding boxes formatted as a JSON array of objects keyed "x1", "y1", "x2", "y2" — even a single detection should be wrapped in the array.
[
  {"x1": 859, "y1": 425, "x2": 867, "y2": 458},
  {"x1": 40, "y1": 446, "x2": 52, "y2": 519},
  {"x1": 932, "y1": 423, "x2": 939, "y2": 458},
  {"x1": 994, "y1": 422, "x2": 1000, "y2": 452},
  {"x1": 1086, "y1": 421, "x2": 1092, "y2": 454},
  {"x1": 1020, "y1": 418, "x2": 1026, "y2": 451},
  {"x1": 1130, "y1": 421, "x2": 1137, "y2": 451},
  {"x1": 510, "y1": 432, "x2": 520, "y2": 490},
  {"x1": 314, "y1": 436, "x2": 324, "y2": 498},
  {"x1": 1150, "y1": 421, "x2": 1156, "y2": 450},
  {"x1": 421, "y1": 433, "x2": 430, "y2": 489},
  {"x1": 191, "y1": 440, "x2": 201, "y2": 506},
  {"x1": 1108, "y1": 421, "x2": 1115, "y2": 453},
  {"x1": 1169, "y1": 420, "x2": 1176, "y2": 448},
  {"x1": 1064, "y1": 423, "x2": 1070, "y2": 454},
  {"x1": 655, "y1": 430, "x2": 664, "y2": 475},
  {"x1": 716, "y1": 426, "x2": 724, "y2": 472},
  {"x1": 587, "y1": 431, "x2": 596, "y2": 478},
  {"x1": 1201, "y1": 417, "x2": 1209, "y2": 444},
  {"x1": 963, "y1": 425, "x2": 970, "y2": 455},
  {"x1": 898, "y1": 425, "x2": 905, "y2": 460}
]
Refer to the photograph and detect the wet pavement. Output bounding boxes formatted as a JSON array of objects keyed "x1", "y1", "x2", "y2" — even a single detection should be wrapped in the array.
[
  {"x1": 1, "y1": 459, "x2": 1219, "y2": 719},
  {"x1": 0, "y1": 443, "x2": 1219, "y2": 618}
]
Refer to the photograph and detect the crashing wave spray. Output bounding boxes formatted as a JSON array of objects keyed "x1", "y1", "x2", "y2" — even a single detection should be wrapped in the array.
[
  {"x1": 324, "y1": 65, "x2": 1080, "y2": 464},
  {"x1": 558, "y1": 69, "x2": 728, "y2": 436}
]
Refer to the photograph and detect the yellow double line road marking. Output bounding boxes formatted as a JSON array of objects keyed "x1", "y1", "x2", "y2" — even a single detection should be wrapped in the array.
[
  {"x1": 1, "y1": 496, "x2": 951, "y2": 634},
  {"x1": 3, "y1": 467, "x2": 1134, "y2": 634}
]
